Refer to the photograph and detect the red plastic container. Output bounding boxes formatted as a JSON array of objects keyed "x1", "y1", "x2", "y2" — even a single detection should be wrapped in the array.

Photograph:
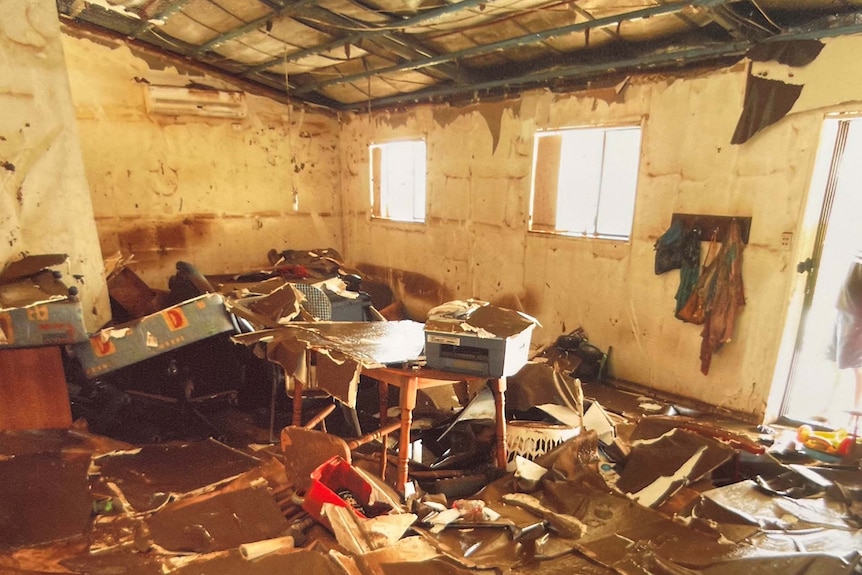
[{"x1": 302, "y1": 456, "x2": 375, "y2": 529}]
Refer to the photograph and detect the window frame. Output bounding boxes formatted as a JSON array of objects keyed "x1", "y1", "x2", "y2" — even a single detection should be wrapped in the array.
[
  {"x1": 369, "y1": 138, "x2": 427, "y2": 224},
  {"x1": 528, "y1": 121, "x2": 644, "y2": 241}
]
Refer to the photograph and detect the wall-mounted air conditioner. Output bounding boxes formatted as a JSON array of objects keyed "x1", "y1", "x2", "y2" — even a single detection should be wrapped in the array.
[{"x1": 144, "y1": 85, "x2": 247, "y2": 118}]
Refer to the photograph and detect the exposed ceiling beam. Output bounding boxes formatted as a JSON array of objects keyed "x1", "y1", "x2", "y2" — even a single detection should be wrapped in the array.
[
  {"x1": 242, "y1": 0, "x2": 491, "y2": 76},
  {"x1": 348, "y1": 17, "x2": 862, "y2": 111},
  {"x1": 350, "y1": 41, "x2": 749, "y2": 110},
  {"x1": 58, "y1": 11, "x2": 341, "y2": 110},
  {"x1": 292, "y1": 0, "x2": 733, "y2": 96},
  {"x1": 131, "y1": 0, "x2": 193, "y2": 38},
  {"x1": 287, "y1": 5, "x2": 472, "y2": 84},
  {"x1": 706, "y1": 2, "x2": 778, "y2": 40},
  {"x1": 567, "y1": 3, "x2": 624, "y2": 44},
  {"x1": 193, "y1": 0, "x2": 317, "y2": 56}
]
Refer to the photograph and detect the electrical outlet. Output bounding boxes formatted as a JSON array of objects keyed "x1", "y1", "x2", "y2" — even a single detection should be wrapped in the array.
[{"x1": 780, "y1": 232, "x2": 793, "y2": 251}]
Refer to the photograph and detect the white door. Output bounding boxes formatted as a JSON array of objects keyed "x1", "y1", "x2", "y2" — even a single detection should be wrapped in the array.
[{"x1": 780, "y1": 117, "x2": 862, "y2": 428}]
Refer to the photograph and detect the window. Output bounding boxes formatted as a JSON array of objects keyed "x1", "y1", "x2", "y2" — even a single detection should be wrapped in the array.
[
  {"x1": 370, "y1": 140, "x2": 426, "y2": 222},
  {"x1": 530, "y1": 124, "x2": 642, "y2": 240}
]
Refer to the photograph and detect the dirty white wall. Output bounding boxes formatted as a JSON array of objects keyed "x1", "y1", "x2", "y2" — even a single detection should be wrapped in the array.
[
  {"x1": 59, "y1": 31, "x2": 343, "y2": 290},
  {"x1": 339, "y1": 35, "x2": 862, "y2": 419},
  {"x1": 0, "y1": 0, "x2": 109, "y2": 331}
]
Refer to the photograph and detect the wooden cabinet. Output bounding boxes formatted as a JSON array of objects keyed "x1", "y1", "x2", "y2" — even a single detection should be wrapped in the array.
[{"x1": 0, "y1": 347, "x2": 71, "y2": 430}]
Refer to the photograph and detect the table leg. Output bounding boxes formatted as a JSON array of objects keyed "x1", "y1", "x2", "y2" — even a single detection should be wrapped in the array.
[
  {"x1": 379, "y1": 379, "x2": 389, "y2": 480},
  {"x1": 397, "y1": 375, "x2": 418, "y2": 494},
  {"x1": 291, "y1": 376, "x2": 304, "y2": 427},
  {"x1": 492, "y1": 377, "x2": 508, "y2": 468}
]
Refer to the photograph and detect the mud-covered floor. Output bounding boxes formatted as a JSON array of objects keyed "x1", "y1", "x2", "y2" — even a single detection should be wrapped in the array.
[{"x1": 1, "y1": 380, "x2": 860, "y2": 575}]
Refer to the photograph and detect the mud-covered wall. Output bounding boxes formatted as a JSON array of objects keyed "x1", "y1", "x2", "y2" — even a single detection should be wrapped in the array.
[
  {"x1": 60, "y1": 31, "x2": 342, "y2": 290},
  {"x1": 340, "y1": 35, "x2": 862, "y2": 419},
  {"x1": 0, "y1": 0, "x2": 109, "y2": 331}
]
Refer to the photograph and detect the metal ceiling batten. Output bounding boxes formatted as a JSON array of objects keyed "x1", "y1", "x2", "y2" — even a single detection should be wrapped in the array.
[
  {"x1": 357, "y1": 40, "x2": 752, "y2": 110},
  {"x1": 192, "y1": 0, "x2": 318, "y2": 55},
  {"x1": 355, "y1": 18, "x2": 862, "y2": 111},
  {"x1": 253, "y1": 5, "x2": 472, "y2": 84},
  {"x1": 241, "y1": 0, "x2": 493, "y2": 76},
  {"x1": 132, "y1": 0, "x2": 194, "y2": 37},
  {"x1": 55, "y1": 1, "x2": 862, "y2": 111},
  {"x1": 291, "y1": 0, "x2": 733, "y2": 96}
]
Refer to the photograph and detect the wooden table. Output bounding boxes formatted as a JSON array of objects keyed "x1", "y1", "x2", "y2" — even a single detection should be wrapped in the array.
[
  {"x1": 290, "y1": 364, "x2": 508, "y2": 495},
  {"x1": 363, "y1": 366, "x2": 508, "y2": 495},
  {"x1": 254, "y1": 321, "x2": 510, "y2": 495}
]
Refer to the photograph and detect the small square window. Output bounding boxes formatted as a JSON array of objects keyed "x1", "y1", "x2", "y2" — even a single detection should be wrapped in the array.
[
  {"x1": 370, "y1": 140, "x2": 426, "y2": 222},
  {"x1": 530, "y1": 125, "x2": 642, "y2": 240}
]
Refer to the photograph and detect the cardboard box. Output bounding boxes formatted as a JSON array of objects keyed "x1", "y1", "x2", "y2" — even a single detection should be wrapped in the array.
[
  {"x1": 73, "y1": 293, "x2": 236, "y2": 379},
  {"x1": 424, "y1": 301, "x2": 539, "y2": 377},
  {"x1": 0, "y1": 299, "x2": 89, "y2": 348},
  {"x1": 0, "y1": 254, "x2": 88, "y2": 349}
]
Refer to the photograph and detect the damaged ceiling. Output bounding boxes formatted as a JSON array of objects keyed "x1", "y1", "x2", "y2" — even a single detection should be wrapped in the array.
[{"x1": 57, "y1": 0, "x2": 862, "y2": 112}]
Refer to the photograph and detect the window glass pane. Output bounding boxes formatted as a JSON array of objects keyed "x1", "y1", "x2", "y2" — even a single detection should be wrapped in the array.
[
  {"x1": 557, "y1": 129, "x2": 603, "y2": 234},
  {"x1": 530, "y1": 124, "x2": 641, "y2": 240},
  {"x1": 370, "y1": 140, "x2": 426, "y2": 222},
  {"x1": 411, "y1": 142, "x2": 427, "y2": 220},
  {"x1": 597, "y1": 128, "x2": 641, "y2": 237}
]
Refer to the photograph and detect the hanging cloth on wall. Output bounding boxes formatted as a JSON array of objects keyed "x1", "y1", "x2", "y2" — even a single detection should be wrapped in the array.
[
  {"x1": 674, "y1": 227, "x2": 702, "y2": 315},
  {"x1": 654, "y1": 219, "x2": 685, "y2": 275},
  {"x1": 676, "y1": 232, "x2": 719, "y2": 325},
  {"x1": 699, "y1": 220, "x2": 746, "y2": 375}
]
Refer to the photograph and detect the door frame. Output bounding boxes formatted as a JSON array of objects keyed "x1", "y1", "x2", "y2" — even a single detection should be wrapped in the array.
[{"x1": 767, "y1": 114, "x2": 862, "y2": 425}]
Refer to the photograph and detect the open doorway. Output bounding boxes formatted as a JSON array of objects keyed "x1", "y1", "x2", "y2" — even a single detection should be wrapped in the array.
[{"x1": 780, "y1": 116, "x2": 862, "y2": 429}]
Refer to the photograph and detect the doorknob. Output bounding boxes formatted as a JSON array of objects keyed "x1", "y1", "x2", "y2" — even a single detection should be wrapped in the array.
[{"x1": 797, "y1": 257, "x2": 814, "y2": 274}]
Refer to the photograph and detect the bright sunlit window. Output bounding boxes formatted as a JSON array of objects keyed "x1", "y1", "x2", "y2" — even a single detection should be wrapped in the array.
[
  {"x1": 530, "y1": 124, "x2": 642, "y2": 240},
  {"x1": 370, "y1": 140, "x2": 426, "y2": 222}
]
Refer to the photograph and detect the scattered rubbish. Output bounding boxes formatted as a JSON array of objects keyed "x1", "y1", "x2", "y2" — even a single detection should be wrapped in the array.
[
  {"x1": 239, "y1": 534, "x2": 295, "y2": 561},
  {"x1": 281, "y1": 406, "x2": 400, "y2": 490},
  {"x1": 796, "y1": 424, "x2": 855, "y2": 457},
  {"x1": 3, "y1": 250, "x2": 862, "y2": 575},
  {"x1": 617, "y1": 428, "x2": 735, "y2": 509},
  {"x1": 538, "y1": 327, "x2": 608, "y2": 383},
  {"x1": 500, "y1": 493, "x2": 588, "y2": 538},
  {"x1": 146, "y1": 484, "x2": 290, "y2": 553},
  {"x1": 303, "y1": 455, "x2": 403, "y2": 530},
  {"x1": 512, "y1": 455, "x2": 548, "y2": 492}
]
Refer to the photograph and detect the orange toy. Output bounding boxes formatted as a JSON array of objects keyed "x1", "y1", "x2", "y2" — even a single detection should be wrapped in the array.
[{"x1": 796, "y1": 425, "x2": 854, "y2": 457}]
